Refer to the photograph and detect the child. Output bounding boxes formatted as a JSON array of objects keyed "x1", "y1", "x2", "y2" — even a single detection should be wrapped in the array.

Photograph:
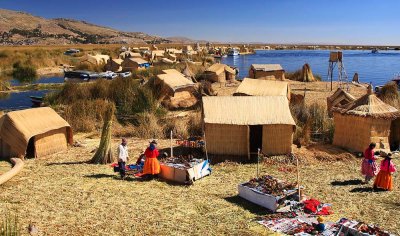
[
  {"x1": 373, "y1": 153, "x2": 396, "y2": 191},
  {"x1": 362, "y1": 143, "x2": 378, "y2": 183}
]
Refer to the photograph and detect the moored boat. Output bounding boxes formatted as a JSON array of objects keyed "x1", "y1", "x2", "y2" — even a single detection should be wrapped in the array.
[
  {"x1": 29, "y1": 96, "x2": 43, "y2": 107},
  {"x1": 119, "y1": 71, "x2": 132, "y2": 78},
  {"x1": 227, "y1": 48, "x2": 240, "y2": 56}
]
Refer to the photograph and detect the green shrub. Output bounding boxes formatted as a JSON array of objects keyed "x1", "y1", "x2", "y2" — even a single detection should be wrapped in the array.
[{"x1": 12, "y1": 62, "x2": 37, "y2": 84}]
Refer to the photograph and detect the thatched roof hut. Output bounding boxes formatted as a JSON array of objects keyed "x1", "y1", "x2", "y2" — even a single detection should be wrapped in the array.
[
  {"x1": 205, "y1": 64, "x2": 236, "y2": 83},
  {"x1": 203, "y1": 96, "x2": 296, "y2": 160},
  {"x1": 327, "y1": 88, "x2": 356, "y2": 117},
  {"x1": 155, "y1": 69, "x2": 197, "y2": 109},
  {"x1": 121, "y1": 58, "x2": 150, "y2": 71},
  {"x1": 301, "y1": 63, "x2": 315, "y2": 82},
  {"x1": 234, "y1": 78, "x2": 290, "y2": 100},
  {"x1": 333, "y1": 87, "x2": 400, "y2": 152},
  {"x1": 249, "y1": 64, "x2": 285, "y2": 80},
  {"x1": 119, "y1": 51, "x2": 142, "y2": 59},
  {"x1": 105, "y1": 58, "x2": 123, "y2": 72},
  {"x1": 353, "y1": 73, "x2": 359, "y2": 83},
  {"x1": 0, "y1": 107, "x2": 73, "y2": 159},
  {"x1": 81, "y1": 54, "x2": 110, "y2": 65}
]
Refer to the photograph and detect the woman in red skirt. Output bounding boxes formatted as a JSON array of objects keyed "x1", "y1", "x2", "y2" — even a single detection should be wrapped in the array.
[
  {"x1": 361, "y1": 143, "x2": 379, "y2": 184},
  {"x1": 374, "y1": 153, "x2": 397, "y2": 191},
  {"x1": 143, "y1": 140, "x2": 160, "y2": 179}
]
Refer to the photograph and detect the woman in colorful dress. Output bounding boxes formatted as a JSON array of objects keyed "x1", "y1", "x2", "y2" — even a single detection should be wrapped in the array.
[
  {"x1": 362, "y1": 143, "x2": 378, "y2": 184},
  {"x1": 374, "y1": 153, "x2": 397, "y2": 191},
  {"x1": 143, "y1": 140, "x2": 160, "y2": 179}
]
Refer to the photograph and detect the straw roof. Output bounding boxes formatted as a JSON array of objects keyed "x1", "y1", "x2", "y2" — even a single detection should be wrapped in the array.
[
  {"x1": 234, "y1": 78, "x2": 289, "y2": 97},
  {"x1": 327, "y1": 88, "x2": 356, "y2": 103},
  {"x1": 157, "y1": 70, "x2": 195, "y2": 91},
  {"x1": 0, "y1": 107, "x2": 72, "y2": 155},
  {"x1": 334, "y1": 89, "x2": 400, "y2": 119},
  {"x1": 206, "y1": 64, "x2": 235, "y2": 75},
  {"x1": 162, "y1": 69, "x2": 182, "y2": 75},
  {"x1": 203, "y1": 96, "x2": 295, "y2": 125},
  {"x1": 152, "y1": 50, "x2": 165, "y2": 57},
  {"x1": 126, "y1": 57, "x2": 148, "y2": 64},
  {"x1": 251, "y1": 64, "x2": 284, "y2": 72}
]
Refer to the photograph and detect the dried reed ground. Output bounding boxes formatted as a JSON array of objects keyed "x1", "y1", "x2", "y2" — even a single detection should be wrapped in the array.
[{"x1": 0, "y1": 136, "x2": 399, "y2": 235}]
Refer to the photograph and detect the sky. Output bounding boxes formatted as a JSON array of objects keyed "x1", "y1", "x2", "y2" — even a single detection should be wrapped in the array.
[{"x1": 1, "y1": 0, "x2": 400, "y2": 45}]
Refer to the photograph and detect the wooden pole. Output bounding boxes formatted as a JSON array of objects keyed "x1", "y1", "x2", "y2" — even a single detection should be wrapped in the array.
[
  {"x1": 203, "y1": 133, "x2": 209, "y2": 161},
  {"x1": 170, "y1": 130, "x2": 173, "y2": 157},
  {"x1": 257, "y1": 148, "x2": 260, "y2": 178},
  {"x1": 297, "y1": 155, "x2": 301, "y2": 201}
]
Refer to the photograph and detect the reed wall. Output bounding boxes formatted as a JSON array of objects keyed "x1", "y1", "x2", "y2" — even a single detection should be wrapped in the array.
[
  {"x1": 34, "y1": 127, "x2": 69, "y2": 158},
  {"x1": 262, "y1": 125, "x2": 293, "y2": 155},
  {"x1": 333, "y1": 113, "x2": 392, "y2": 152},
  {"x1": 205, "y1": 123, "x2": 248, "y2": 156}
]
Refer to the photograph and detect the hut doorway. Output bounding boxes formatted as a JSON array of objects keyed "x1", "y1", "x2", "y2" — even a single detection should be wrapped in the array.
[
  {"x1": 26, "y1": 137, "x2": 36, "y2": 158},
  {"x1": 249, "y1": 125, "x2": 263, "y2": 158}
]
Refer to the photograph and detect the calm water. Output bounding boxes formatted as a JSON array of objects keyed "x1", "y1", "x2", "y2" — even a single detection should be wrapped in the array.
[
  {"x1": 221, "y1": 50, "x2": 400, "y2": 86},
  {"x1": 0, "y1": 90, "x2": 52, "y2": 110},
  {"x1": 0, "y1": 76, "x2": 63, "y2": 110},
  {"x1": 10, "y1": 76, "x2": 64, "y2": 86}
]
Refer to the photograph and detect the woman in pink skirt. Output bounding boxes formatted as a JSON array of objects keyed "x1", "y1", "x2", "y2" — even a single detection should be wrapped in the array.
[{"x1": 361, "y1": 143, "x2": 379, "y2": 184}]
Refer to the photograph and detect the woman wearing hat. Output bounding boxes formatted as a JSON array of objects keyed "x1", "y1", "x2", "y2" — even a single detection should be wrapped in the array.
[
  {"x1": 143, "y1": 140, "x2": 161, "y2": 179},
  {"x1": 374, "y1": 153, "x2": 397, "y2": 191},
  {"x1": 361, "y1": 143, "x2": 379, "y2": 184}
]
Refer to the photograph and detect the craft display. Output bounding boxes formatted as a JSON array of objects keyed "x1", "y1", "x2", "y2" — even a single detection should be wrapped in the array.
[
  {"x1": 243, "y1": 175, "x2": 298, "y2": 196},
  {"x1": 238, "y1": 175, "x2": 300, "y2": 211},
  {"x1": 176, "y1": 139, "x2": 205, "y2": 148},
  {"x1": 257, "y1": 213, "x2": 340, "y2": 236},
  {"x1": 338, "y1": 218, "x2": 393, "y2": 236},
  {"x1": 159, "y1": 155, "x2": 211, "y2": 184}
]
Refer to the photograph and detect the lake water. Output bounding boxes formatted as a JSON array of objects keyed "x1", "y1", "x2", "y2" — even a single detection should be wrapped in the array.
[
  {"x1": 221, "y1": 50, "x2": 400, "y2": 86},
  {"x1": 0, "y1": 90, "x2": 52, "y2": 110},
  {"x1": 10, "y1": 76, "x2": 64, "y2": 86},
  {"x1": 0, "y1": 76, "x2": 63, "y2": 110}
]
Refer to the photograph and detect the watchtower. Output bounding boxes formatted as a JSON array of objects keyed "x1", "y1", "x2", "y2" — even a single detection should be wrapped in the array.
[{"x1": 328, "y1": 51, "x2": 349, "y2": 91}]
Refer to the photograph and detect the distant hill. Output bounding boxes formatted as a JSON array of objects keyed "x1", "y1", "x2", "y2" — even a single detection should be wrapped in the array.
[
  {"x1": 166, "y1": 36, "x2": 216, "y2": 44},
  {"x1": 0, "y1": 8, "x2": 172, "y2": 45}
]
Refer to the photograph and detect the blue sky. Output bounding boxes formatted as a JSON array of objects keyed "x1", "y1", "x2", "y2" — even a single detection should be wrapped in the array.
[{"x1": 1, "y1": 0, "x2": 400, "y2": 45}]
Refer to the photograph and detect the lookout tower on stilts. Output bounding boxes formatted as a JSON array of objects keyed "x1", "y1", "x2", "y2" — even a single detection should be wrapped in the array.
[{"x1": 328, "y1": 51, "x2": 349, "y2": 91}]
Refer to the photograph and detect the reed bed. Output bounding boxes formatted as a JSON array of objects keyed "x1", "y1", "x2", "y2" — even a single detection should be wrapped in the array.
[{"x1": 0, "y1": 136, "x2": 399, "y2": 235}]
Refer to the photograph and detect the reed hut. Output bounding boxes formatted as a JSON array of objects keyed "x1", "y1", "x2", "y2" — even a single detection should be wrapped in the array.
[
  {"x1": 204, "y1": 64, "x2": 236, "y2": 83},
  {"x1": 105, "y1": 58, "x2": 123, "y2": 72},
  {"x1": 301, "y1": 63, "x2": 316, "y2": 82},
  {"x1": 151, "y1": 50, "x2": 165, "y2": 60},
  {"x1": 249, "y1": 64, "x2": 285, "y2": 80},
  {"x1": 119, "y1": 51, "x2": 141, "y2": 59},
  {"x1": 156, "y1": 69, "x2": 197, "y2": 109},
  {"x1": 81, "y1": 54, "x2": 110, "y2": 65},
  {"x1": 121, "y1": 58, "x2": 150, "y2": 71},
  {"x1": 0, "y1": 107, "x2": 73, "y2": 159},
  {"x1": 333, "y1": 87, "x2": 400, "y2": 152},
  {"x1": 234, "y1": 78, "x2": 291, "y2": 100},
  {"x1": 353, "y1": 73, "x2": 359, "y2": 83},
  {"x1": 203, "y1": 96, "x2": 296, "y2": 160},
  {"x1": 327, "y1": 88, "x2": 356, "y2": 117}
]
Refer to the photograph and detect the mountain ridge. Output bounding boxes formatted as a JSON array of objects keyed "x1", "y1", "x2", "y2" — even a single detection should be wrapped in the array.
[{"x1": 0, "y1": 8, "x2": 197, "y2": 45}]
